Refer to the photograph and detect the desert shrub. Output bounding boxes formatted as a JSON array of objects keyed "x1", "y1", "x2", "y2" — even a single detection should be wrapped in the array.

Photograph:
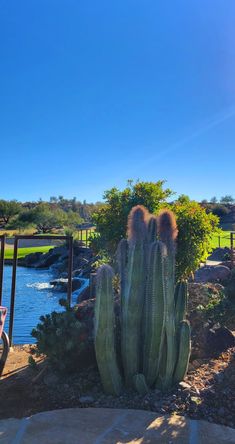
[
  {"x1": 31, "y1": 299, "x2": 91, "y2": 373},
  {"x1": 91, "y1": 180, "x2": 172, "y2": 252},
  {"x1": 172, "y1": 197, "x2": 219, "y2": 279}
]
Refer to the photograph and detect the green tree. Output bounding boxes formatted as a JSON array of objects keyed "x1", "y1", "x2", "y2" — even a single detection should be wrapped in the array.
[
  {"x1": 0, "y1": 200, "x2": 22, "y2": 227},
  {"x1": 220, "y1": 195, "x2": 234, "y2": 204},
  {"x1": 172, "y1": 198, "x2": 219, "y2": 279},
  {"x1": 92, "y1": 180, "x2": 173, "y2": 251},
  {"x1": 210, "y1": 196, "x2": 217, "y2": 203},
  {"x1": 14, "y1": 203, "x2": 67, "y2": 233}
]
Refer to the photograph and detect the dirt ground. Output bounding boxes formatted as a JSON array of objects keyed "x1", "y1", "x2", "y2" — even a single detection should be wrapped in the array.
[{"x1": 0, "y1": 345, "x2": 235, "y2": 429}]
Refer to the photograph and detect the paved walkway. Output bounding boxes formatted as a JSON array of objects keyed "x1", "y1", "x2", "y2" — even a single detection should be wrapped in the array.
[{"x1": 0, "y1": 408, "x2": 235, "y2": 444}]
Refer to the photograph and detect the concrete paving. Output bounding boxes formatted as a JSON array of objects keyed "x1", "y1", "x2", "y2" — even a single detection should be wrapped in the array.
[{"x1": 0, "y1": 408, "x2": 235, "y2": 444}]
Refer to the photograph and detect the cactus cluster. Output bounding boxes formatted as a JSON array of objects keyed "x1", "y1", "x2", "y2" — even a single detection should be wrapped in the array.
[{"x1": 94, "y1": 205, "x2": 191, "y2": 395}]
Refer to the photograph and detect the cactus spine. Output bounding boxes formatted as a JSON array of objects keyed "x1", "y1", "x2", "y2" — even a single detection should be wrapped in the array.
[
  {"x1": 94, "y1": 206, "x2": 191, "y2": 395},
  {"x1": 94, "y1": 265, "x2": 123, "y2": 395}
]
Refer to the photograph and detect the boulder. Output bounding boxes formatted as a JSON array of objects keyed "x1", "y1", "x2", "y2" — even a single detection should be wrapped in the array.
[
  {"x1": 207, "y1": 325, "x2": 235, "y2": 354},
  {"x1": 50, "y1": 278, "x2": 82, "y2": 293},
  {"x1": 208, "y1": 247, "x2": 231, "y2": 261},
  {"x1": 77, "y1": 286, "x2": 91, "y2": 302},
  {"x1": 194, "y1": 265, "x2": 231, "y2": 284},
  {"x1": 22, "y1": 252, "x2": 43, "y2": 267}
]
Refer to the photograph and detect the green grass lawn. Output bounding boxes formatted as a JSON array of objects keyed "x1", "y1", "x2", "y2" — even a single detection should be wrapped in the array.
[
  {"x1": 210, "y1": 231, "x2": 232, "y2": 250},
  {"x1": 4, "y1": 246, "x2": 54, "y2": 260}
]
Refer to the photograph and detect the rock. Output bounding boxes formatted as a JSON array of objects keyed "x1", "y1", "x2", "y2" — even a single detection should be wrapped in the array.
[
  {"x1": 225, "y1": 276, "x2": 235, "y2": 301},
  {"x1": 207, "y1": 326, "x2": 235, "y2": 354},
  {"x1": 179, "y1": 382, "x2": 191, "y2": 390},
  {"x1": 78, "y1": 285, "x2": 91, "y2": 302},
  {"x1": 22, "y1": 252, "x2": 43, "y2": 266},
  {"x1": 43, "y1": 373, "x2": 59, "y2": 387},
  {"x1": 50, "y1": 278, "x2": 82, "y2": 293},
  {"x1": 194, "y1": 265, "x2": 231, "y2": 284},
  {"x1": 79, "y1": 395, "x2": 94, "y2": 404},
  {"x1": 208, "y1": 247, "x2": 231, "y2": 262}
]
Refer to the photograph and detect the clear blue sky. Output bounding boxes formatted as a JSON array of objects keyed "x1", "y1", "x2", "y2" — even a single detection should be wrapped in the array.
[{"x1": 1, "y1": 0, "x2": 235, "y2": 202}]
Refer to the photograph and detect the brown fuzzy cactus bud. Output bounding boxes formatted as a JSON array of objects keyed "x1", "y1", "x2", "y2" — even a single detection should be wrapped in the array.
[
  {"x1": 157, "y1": 209, "x2": 178, "y2": 247},
  {"x1": 127, "y1": 205, "x2": 149, "y2": 243}
]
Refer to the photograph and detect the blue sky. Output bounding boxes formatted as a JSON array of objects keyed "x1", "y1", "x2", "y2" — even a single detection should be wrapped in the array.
[{"x1": 0, "y1": 0, "x2": 235, "y2": 202}]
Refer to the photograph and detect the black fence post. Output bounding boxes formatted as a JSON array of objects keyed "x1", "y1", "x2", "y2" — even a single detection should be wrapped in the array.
[{"x1": 0, "y1": 235, "x2": 5, "y2": 306}]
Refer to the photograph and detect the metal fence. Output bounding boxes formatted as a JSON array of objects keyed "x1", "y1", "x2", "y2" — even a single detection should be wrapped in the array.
[
  {"x1": 1, "y1": 235, "x2": 73, "y2": 346},
  {"x1": 77, "y1": 228, "x2": 95, "y2": 246}
]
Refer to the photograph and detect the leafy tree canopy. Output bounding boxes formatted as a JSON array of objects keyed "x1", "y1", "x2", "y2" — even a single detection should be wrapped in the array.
[
  {"x1": 92, "y1": 180, "x2": 173, "y2": 251},
  {"x1": 0, "y1": 200, "x2": 22, "y2": 226}
]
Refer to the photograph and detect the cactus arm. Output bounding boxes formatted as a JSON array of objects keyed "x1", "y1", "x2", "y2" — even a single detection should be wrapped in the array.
[
  {"x1": 133, "y1": 373, "x2": 149, "y2": 395},
  {"x1": 116, "y1": 238, "x2": 128, "y2": 305},
  {"x1": 173, "y1": 320, "x2": 191, "y2": 383},
  {"x1": 94, "y1": 265, "x2": 123, "y2": 395},
  {"x1": 174, "y1": 281, "x2": 188, "y2": 327}
]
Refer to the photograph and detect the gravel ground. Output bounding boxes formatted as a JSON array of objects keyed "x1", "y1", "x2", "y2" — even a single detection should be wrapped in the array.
[{"x1": 1, "y1": 346, "x2": 234, "y2": 428}]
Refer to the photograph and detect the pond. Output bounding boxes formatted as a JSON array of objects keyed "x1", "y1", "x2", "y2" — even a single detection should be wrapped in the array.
[{"x1": 1, "y1": 266, "x2": 86, "y2": 344}]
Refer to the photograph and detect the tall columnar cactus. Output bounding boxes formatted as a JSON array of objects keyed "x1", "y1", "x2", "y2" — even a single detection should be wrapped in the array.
[
  {"x1": 143, "y1": 240, "x2": 166, "y2": 387},
  {"x1": 94, "y1": 265, "x2": 123, "y2": 395},
  {"x1": 157, "y1": 209, "x2": 178, "y2": 390},
  {"x1": 94, "y1": 205, "x2": 191, "y2": 396},
  {"x1": 121, "y1": 205, "x2": 149, "y2": 385}
]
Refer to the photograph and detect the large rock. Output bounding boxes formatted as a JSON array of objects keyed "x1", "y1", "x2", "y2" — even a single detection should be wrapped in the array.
[
  {"x1": 207, "y1": 325, "x2": 235, "y2": 354},
  {"x1": 1, "y1": 408, "x2": 235, "y2": 444},
  {"x1": 50, "y1": 278, "x2": 82, "y2": 293},
  {"x1": 194, "y1": 265, "x2": 231, "y2": 284},
  {"x1": 208, "y1": 247, "x2": 231, "y2": 261}
]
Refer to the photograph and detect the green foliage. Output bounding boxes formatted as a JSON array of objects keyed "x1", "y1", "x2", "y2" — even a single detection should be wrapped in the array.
[
  {"x1": 95, "y1": 206, "x2": 191, "y2": 395},
  {"x1": 28, "y1": 355, "x2": 37, "y2": 369},
  {"x1": 31, "y1": 299, "x2": 89, "y2": 372},
  {"x1": 92, "y1": 180, "x2": 173, "y2": 252},
  {"x1": 172, "y1": 198, "x2": 219, "y2": 279},
  {"x1": 10, "y1": 203, "x2": 82, "y2": 233},
  {"x1": 0, "y1": 199, "x2": 22, "y2": 227},
  {"x1": 208, "y1": 204, "x2": 230, "y2": 218},
  {"x1": 220, "y1": 195, "x2": 234, "y2": 204}
]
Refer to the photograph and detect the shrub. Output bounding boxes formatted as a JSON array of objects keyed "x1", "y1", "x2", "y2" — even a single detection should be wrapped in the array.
[
  {"x1": 91, "y1": 180, "x2": 173, "y2": 252},
  {"x1": 172, "y1": 198, "x2": 219, "y2": 279},
  {"x1": 31, "y1": 299, "x2": 92, "y2": 373}
]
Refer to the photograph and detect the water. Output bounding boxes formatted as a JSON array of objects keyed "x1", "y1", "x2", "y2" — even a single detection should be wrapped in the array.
[{"x1": 1, "y1": 266, "x2": 88, "y2": 344}]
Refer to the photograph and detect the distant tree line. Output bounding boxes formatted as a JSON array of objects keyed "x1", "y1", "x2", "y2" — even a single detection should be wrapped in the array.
[
  {"x1": 200, "y1": 195, "x2": 235, "y2": 219},
  {"x1": 0, "y1": 197, "x2": 103, "y2": 233}
]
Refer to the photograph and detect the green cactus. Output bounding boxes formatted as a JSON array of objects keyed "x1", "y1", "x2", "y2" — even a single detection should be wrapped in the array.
[
  {"x1": 147, "y1": 215, "x2": 158, "y2": 244},
  {"x1": 121, "y1": 205, "x2": 148, "y2": 385},
  {"x1": 157, "y1": 209, "x2": 178, "y2": 390},
  {"x1": 174, "y1": 281, "x2": 188, "y2": 328},
  {"x1": 133, "y1": 373, "x2": 149, "y2": 395},
  {"x1": 173, "y1": 320, "x2": 191, "y2": 383},
  {"x1": 143, "y1": 241, "x2": 166, "y2": 386},
  {"x1": 94, "y1": 265, "x2": 123, "y2": 395},
  {"x1": 94, "y1": 206, "x2": 191, "y2": 395}
]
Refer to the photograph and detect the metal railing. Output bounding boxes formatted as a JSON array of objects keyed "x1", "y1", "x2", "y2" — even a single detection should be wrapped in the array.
[
  {"x1": 77, "y1": 228, "x2": 95, "y2": 246},
  {"x1": 8, "y1": 235, "x2": 73, "y2": 346},
  {"x1": 0, "y1": 235, "x2": 5, "y2": 306}
]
